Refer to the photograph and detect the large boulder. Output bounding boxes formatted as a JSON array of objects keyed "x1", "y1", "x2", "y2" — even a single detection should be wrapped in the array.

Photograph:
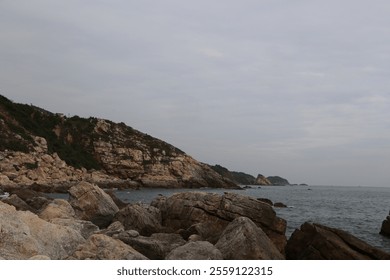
[
  {"x1": 69, "y1": 234, "x2": 148, "y2": 260},
  {"x1": 9, "y1": 188, "x2": 51, "y2": 212},
  {"x1": 215, "y1": 217, "x2": 284, "y2": 260},
  {"x1": 380, "y1": 213, "x2": 390, "y2": 237},
  {"x1": 115, "y1": 232, "x2": 186, "y2": 260},
  {"x1": 151, "y1": 192, "x2": 286, "y2": 252},
  {"x1": 286, "y1": 222, "x2": 390, "y2": 260},
  {"x1": 114, "y1": 203, "x2": 162, "y2": 236},
  {"x1": 0, "y1": 201, "x2": 85, "y2": 259},
  {"x1": 68, "y1": 181, "x2": 119, "y2": 228},
  {"x1": 166, "y1": 241, "x2": 223, "y2": 260}
]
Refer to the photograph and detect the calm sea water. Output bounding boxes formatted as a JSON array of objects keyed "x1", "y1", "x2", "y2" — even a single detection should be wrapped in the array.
[{"x1": 114, "y1": 185, "x2": 390, "y2": 253}]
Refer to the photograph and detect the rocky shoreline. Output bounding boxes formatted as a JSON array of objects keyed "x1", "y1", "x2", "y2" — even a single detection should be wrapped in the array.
[{"x1": 0, "y1": 181, "x2": 389, "y2": 260}]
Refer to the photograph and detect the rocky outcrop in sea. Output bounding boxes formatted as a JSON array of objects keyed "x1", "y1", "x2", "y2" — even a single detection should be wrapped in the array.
[
  {"x1": 380, "y1": 212, "x2": 390, "y2": 237},
  {"x1": 1, "y1": 181, "x2": 389, "y2": 260}
]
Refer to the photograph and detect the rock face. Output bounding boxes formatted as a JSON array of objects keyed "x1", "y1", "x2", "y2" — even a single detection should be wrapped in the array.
[
  {"x1": 151, "y1": 192, "x2": 287, "y2": 252},
  {"x1": 286, "y1": 222, "x2": 390, "y2": 260},
  {"x1": 380, "y1": 213, "x2": 390, "y2": 237},
  {"x1": 114, "y1": 203, "x2": 162, "y2": 235},
  {"x1": 255, "y1": 174, "x2": 271, "y2": 185},
  {"x1": 215, "y1": 217, "x2": 284, "y2": 260},
  {"x1": 0, "y1": 149, "x2": 120, "y2": 191},
  {"x1": 68, "y1": 181, "x2": 119, "y2": 228},
  {"x1": 0, "y1": 201, "x2": 85, "y2": 260}
]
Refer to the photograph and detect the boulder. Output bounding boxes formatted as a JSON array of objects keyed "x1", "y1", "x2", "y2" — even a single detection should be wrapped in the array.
[
  {"x1": 166, "y1": 241, "x2": 223, "y2": 260},
  {"x1": 0, "y1": 174, "x2": 16, "y2": 187},
  {"x1": 39, "y1": 199, "x2": 75, "y2": 220},
  {"x1": 114, "y1": 203, "x2": 162, "y2": 236},
  {"x1": 286, "y1": 222, "x2": 390, "y2": 260},
  {"x1": 115, "y1": 232, "x2": 186, "y2": 260},
  {"x1": 68, "y1": 181, "x2": 119, "y2": 228},
  {"x1": 274, "y1": 202, "x2": 287, "y2": 208},
  {"x1": 2, "y1": 194, "x2": 35, "y2": 212},
  {"x1": 257, "y1": 198, "x2": 273, "y2": 206},
  {"x1": 151, "y1": 192, "x2": 286, "y2": 252},
  {"x1": 49, "y1": 218, "x2": 99, "y2": 239},
  {"x1": 69, "y1": 234, "x2": 148, "y2": 260},
  {"x1": 0, "y1": 201, "x2": 85, "y2": 260},
  {"x1": 10, "y1": 188, "x2": 51, "y2": 212},
  {"x1": 99, "y1": 221, "x2": 125, "y2": 237},
  {"x1": 215, "y1": 217, "x2": 284, "y2": 260},
  {"x1": 380, "y1": 214, "x2": 390, "y2": 237}
]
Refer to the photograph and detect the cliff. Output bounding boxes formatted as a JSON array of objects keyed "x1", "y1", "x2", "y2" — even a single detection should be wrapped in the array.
[{"x1": 0, "y1": 95, "x2": 237, "y2": 190}]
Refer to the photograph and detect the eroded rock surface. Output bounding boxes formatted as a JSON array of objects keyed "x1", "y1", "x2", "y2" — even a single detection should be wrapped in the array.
[{"x1": 286, "y1": 222, "x2": 390, "y2": 260}]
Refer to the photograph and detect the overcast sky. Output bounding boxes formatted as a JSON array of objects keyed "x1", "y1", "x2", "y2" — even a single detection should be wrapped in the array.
[{"x1": 1, "y1": 0, "x2": 390, "y2": 187}]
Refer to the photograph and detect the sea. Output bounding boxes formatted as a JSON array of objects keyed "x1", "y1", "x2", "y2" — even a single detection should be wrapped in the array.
[{"x1": 114, "y1": 185, "x2": 390, "y2": 253}]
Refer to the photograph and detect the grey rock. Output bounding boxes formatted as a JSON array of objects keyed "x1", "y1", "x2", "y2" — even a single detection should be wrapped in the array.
[
  {"x1": 215, "y1": 217, "x2": 284, "y2": 260},
  {"x1": 166, "y1": 241, "x2": 223, "y2": 260}
]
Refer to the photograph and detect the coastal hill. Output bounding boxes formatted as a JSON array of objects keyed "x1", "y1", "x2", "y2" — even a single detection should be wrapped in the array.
[
  {"x1": 0, "y1": 95, "x2": 237, "y2": 190},
  {"x1": 210, "y1": 164, "x2": 290, "y2": 186}
]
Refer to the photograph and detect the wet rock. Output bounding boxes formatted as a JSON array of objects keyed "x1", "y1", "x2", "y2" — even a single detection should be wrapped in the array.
[{"x1": 286, "y1": 222, "x2": 390, "y2": 260}]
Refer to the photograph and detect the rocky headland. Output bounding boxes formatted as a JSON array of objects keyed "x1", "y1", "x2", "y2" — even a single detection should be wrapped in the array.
[
  {"x1": 0, "y1": 95, "x2": 237, "y2": 191},
  {"x1": 210, "y1": 164, "x2": 291, "y2": 186}
]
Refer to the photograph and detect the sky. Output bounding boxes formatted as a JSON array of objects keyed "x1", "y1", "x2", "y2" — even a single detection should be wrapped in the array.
[{"x1": 1, "y1": 0, "x2": 390, "y2": 187}]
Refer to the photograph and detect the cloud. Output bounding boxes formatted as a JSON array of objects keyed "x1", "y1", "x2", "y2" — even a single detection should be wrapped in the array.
[{"x1": 1, "y1": 0, "x2": 390, "y2": 186}]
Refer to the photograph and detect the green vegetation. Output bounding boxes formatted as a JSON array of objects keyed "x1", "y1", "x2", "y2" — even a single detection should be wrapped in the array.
[
  {"x1": 0, "y1": 94, "x2": 185, "y2": 171},
  {"x1": 0, "y1": 95, "x2": 102, "y2": 170},
  {"x1": 211, "y1": 164, "x2": 256, "y2": 185}
]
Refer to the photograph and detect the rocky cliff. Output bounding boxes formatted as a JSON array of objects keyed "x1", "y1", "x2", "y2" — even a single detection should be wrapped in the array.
[{"x1": 0, "y1": 95, "x2": 237, "y2": 190}]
